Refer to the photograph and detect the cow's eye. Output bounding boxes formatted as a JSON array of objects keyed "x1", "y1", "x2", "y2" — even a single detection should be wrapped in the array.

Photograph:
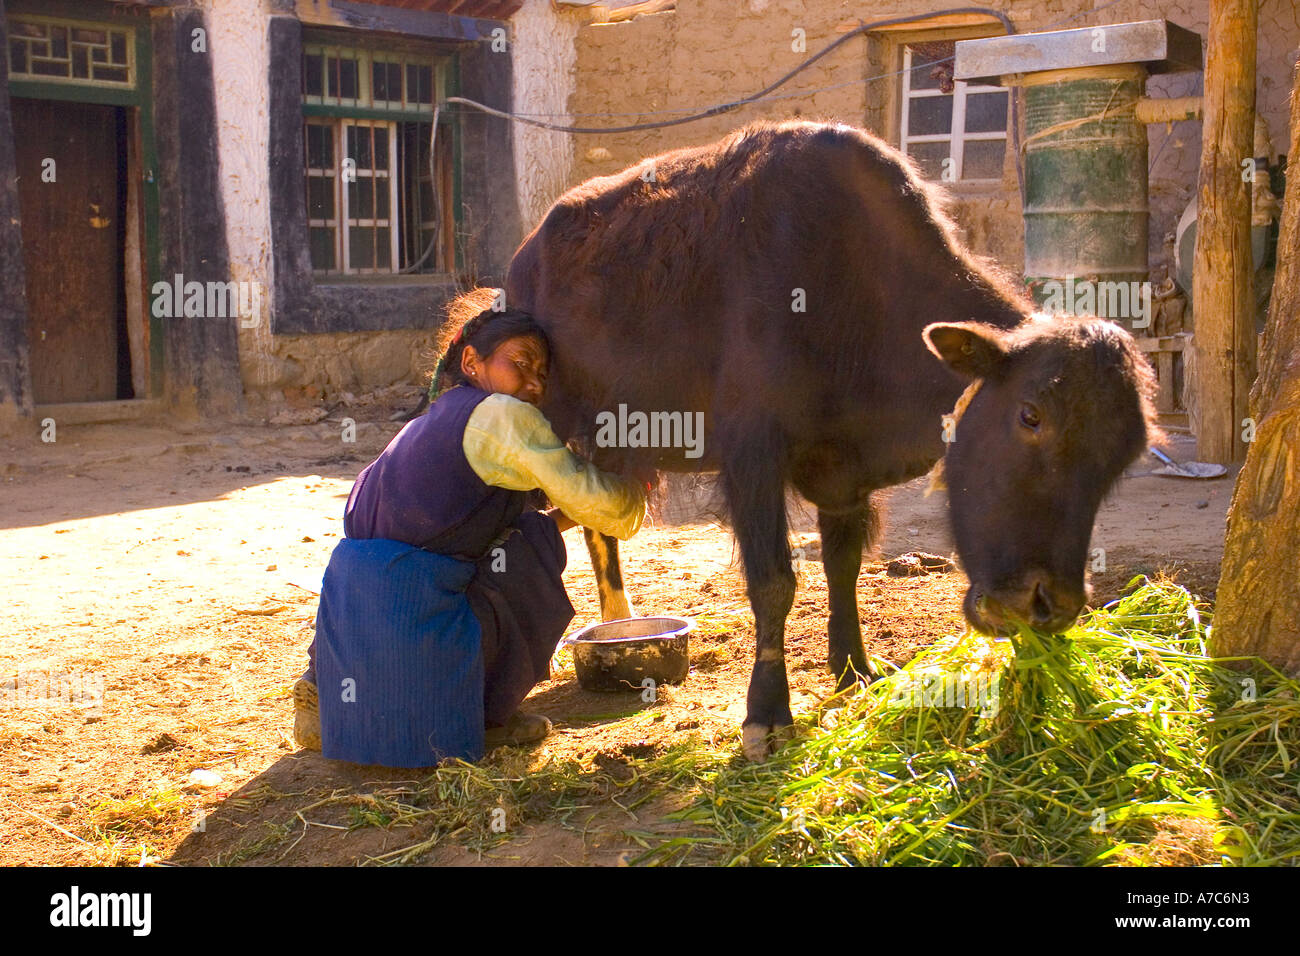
[{"x1": 1019, "y1": 403, "x2": 1041, "y2": 430}]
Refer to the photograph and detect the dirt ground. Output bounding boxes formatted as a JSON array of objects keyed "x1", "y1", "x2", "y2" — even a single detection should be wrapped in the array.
[{"x1": 0, "y1": 398, "x2": 1233, "y2": 866}]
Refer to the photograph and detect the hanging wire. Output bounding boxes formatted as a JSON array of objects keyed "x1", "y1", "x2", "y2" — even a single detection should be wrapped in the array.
[
  {"x1": 445, "y1": 7, "x2": 1020, "y2": 134},
  {"x1": 405, "y1": 0, "x2": 1140, "y2": 272}
]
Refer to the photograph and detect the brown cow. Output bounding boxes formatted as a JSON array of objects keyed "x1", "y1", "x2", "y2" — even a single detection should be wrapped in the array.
[{"x1": 503, "y1": 119, "x2": 1160, "y2": 760}]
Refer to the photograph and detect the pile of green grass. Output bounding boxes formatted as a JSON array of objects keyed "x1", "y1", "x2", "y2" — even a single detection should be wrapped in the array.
[
  {"x1": 323, "y1": 579, "x2": 1296, "y2": 866},
  {"x1": 631, "y1": 580, "x2": 1300, "y2": 866}
]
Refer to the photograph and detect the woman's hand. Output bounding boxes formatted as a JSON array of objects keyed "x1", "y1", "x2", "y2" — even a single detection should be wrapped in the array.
[
  {"x1": 545, "y1": 507, "x2": 578, "y2": 533},
  {"x1": 624, "y1": 461, "x2": 659, "y2": 494}
]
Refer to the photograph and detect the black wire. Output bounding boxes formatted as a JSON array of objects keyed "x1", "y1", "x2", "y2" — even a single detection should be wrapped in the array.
[{"x1": 446, "y1": 7, "x2": 1018, "y2": 135}]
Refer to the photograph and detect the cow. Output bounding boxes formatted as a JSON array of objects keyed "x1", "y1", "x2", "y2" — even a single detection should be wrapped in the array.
[{"x1": 502, "y1": 119, "x2": 1161, "y2": 761}]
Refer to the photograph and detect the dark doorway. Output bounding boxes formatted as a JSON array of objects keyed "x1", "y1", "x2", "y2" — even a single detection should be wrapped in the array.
[{"x1": 12, "y1": 97, "x2": 133, "y2": 403}]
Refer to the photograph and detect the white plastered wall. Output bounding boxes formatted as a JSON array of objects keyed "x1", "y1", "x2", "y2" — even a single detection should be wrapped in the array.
[
  {"x1": 510, "y1": 0, "x2": 583, "y2": 230},
  {"x1": 204, "y1": 0, "x2": 282, "y2": 393}
]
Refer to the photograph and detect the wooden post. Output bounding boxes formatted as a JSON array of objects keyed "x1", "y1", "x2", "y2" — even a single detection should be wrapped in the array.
[
  {"x1": 1191, "y1": 0, "x2": 1257, "y2": 464},
  {"x1": 1212, "y1": 58, "x2": 1300, "y2": 671}
]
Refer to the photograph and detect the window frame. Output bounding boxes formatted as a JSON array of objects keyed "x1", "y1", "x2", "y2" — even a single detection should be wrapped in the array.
[
  {"x1": 899, "y1": 43, "x2": 1009, "y2": 184},
  {"x1": 299, "y1": 36, "x2": 454, "y2": 278},
  {"x1": 268, "y1": 15, "x2": 519, "y2": 337},
  {"x1": 5, "y1": 13, "x2": 136, "y2": 89},
  {"x1": 305, "y1": 117, "x2": 401, "y2": 275}
]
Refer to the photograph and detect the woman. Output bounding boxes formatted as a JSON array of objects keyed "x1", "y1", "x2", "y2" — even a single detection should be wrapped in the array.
[{"x1": 294, "y1": 297, "x2": 646, "y2": 766}]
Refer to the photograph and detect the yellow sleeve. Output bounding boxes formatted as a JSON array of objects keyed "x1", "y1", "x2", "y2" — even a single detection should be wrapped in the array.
[{"x1": 463, "y1": 392, "x2": 647, "y2": 540}]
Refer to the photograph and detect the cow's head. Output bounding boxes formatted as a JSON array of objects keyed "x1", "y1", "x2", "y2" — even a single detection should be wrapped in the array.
[{"x1": 924, "y1": 315, "x2": 1161, "y2": 635}]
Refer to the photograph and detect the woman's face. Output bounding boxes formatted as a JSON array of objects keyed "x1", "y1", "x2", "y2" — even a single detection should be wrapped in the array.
[{"x1": 461, "y1": 334, "x2": 549, "y2": 406}]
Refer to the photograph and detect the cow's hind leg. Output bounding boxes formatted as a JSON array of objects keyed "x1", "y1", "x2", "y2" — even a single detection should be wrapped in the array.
[
  {"x1": 724, "y1": 430, "x2": 797, "y2": 762},
  {"x1": 819, "y1": 500, "x2": 881, "y2": 692},
  {"x1": 584, "y1": 528, "x2": 635, "y2": 621}
]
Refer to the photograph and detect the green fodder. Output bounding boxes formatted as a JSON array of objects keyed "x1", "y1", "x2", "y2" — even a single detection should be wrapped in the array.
[
  {"x1": 328, "y1": 580, "x2": 1297, "y2": 867},
  {"x1": 634, "y1": 579, "x2": 1300, "y2": 866}
]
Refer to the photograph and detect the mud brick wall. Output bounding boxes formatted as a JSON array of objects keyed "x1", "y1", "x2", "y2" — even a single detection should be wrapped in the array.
[{"x1": 555, "y1": 0, "x2": 1300, "y2": 283}]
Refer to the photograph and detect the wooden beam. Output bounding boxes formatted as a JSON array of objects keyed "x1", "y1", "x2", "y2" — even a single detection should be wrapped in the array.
[
  {"x1": 1211, "y1": 56, "x2": 1300, "y2": 670},
  {"x1": 294, "y1": 0, "x2": 504, "y2": 41},
  {"x1": 1191, "y1": 0, "x2": 1257, "y2": 464}
]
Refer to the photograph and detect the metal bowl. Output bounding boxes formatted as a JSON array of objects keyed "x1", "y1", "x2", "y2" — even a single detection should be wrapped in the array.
[{"x1": 569, "y1": 616, "x2": 692, "y2": 692}]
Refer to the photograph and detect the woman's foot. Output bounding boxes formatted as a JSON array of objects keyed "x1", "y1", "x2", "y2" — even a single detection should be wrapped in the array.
[
  {"x1": 293, "y1": 678, "x2": 321, "y2": 751},
  {"x1": 484, "y1": 712, "x2": 551, "y2": 748}
]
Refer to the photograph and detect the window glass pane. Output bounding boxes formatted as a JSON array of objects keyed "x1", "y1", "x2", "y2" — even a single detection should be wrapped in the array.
[
  {"x1": 388, "y1": 63, "x2": 402, "y2": 103},
  {"x1": 350, "y1": 179, "x2": 374, "y2": 219},
  {"x1": 965, "y1": 91, "x2": 1008, "y2": 133},
  {"x1": 346, "y1": 126, "x2": 373, "y2": 170},
  {"x1": 375, "y1": 183, "x2": 389, "y2": 220},
  {"x1": 308, "y1": 177, "x2": 334, "y2": 219},
  {"x1": 70, "y1": 46, "x2": 89, "y2": 78},
  {"x1": 962, "y1": 139, "x2": 1006, "y2": 180},
  {"x1": 375, "y1": 229, "x2": 391, "y2": 269},
  {"x1": 9, "y1": 41, "x2": 26, "y2": 73},
  {"x1": 907, "y1": 95, "x2": 952, "y2": 137},
  {"x1": 327, "y1": 55, "x2": 339, "y2": 97},
  {"x1": 310, "y1": 227, "x2": 335, "y2": 270},
  {"x1": 306, "y1": 125, "x2": 332, "y2": 169},
  {"x1": 372, "y1": 61, "x2": 388, "y2": 101},
  {"x1": 339, "y1": 56, "x2": 358, "y2": 99},
  {"x1": 405, "y1": 64, "x2": 431, "y2": 104},
  {"x1": 350, "y1": 228, "x2": 375, "y2": 270},
  {"x1": 374, "y1": 131, "x2": 389, "y2": 169},
  {"x1": 405, "y1": 64, "x2": 418, "y2": 104},
  {"x1": 304, "y1": 52, "x2": 323, "y2": 97},
  {"x1": 51, "y1": 27, "x2": 67, "y2": 59},
  {"x1": 110, "y1": 32, "x2": 126, "y2": 65},
  {"x1": 907, "y1": 43, "x2": 955, "y2": 92},
  {"x1": 94, "y1": 66, "x2": 127, "y2": 83},
  {"x1": 907, "y1": 141, "x2": 951, "y2": 180}
]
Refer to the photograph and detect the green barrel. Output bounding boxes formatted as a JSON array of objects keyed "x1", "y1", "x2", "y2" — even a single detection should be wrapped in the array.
[{"x1": 1022, "y1": 70, "x2": 1149, "y2": 316}]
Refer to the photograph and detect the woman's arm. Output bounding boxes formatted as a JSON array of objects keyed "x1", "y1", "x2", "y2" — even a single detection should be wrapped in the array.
[
  {"x1": 463, "y1": 394, "x2": 647, "y2": 540},
  {"x1": 544, "y1": 507, "x2": 578, "y2": 533}
]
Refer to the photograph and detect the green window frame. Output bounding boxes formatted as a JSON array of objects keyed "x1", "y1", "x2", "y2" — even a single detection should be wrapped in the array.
[
  {"x1": 5, "y1": 13, "x2": 135, "y2": 89},
  {"x1": 301, "y1": 38, "x2": 455, "y2": 277}
]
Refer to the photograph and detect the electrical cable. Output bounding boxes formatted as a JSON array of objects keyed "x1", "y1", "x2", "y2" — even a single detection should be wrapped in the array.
[{"x1": 403, "y1": 0, "x2": 1137, "y2": 272}]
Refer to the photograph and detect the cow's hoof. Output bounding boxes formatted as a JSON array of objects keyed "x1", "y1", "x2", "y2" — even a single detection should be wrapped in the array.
[
  {"x1": 833, "y1": 662, "x2": 879, "y2": 693},
  {"x1": 741, "y1": 722, "x2": 794, "y2": 762},
  {"x1": 833, "y1": 671, "x2": 864, "y2": 694}
]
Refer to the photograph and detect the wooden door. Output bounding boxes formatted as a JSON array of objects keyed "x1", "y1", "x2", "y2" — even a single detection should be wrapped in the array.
[{"x1": 12, "y1": 98, "x2": 123, "y2": 403}]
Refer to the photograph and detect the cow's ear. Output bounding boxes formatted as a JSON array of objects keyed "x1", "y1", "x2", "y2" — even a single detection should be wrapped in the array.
[{"x1": 924, "y1": 322, "x2": 1010, "y2": 379}]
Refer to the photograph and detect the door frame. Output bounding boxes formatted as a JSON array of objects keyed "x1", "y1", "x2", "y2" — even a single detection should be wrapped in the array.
[{"x1": 5, "y1": 1, "x2": 162, "y2": 399}]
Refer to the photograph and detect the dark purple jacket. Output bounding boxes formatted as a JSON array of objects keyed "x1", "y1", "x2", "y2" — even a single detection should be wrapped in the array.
[{"x1": 343, "y1": 385, "x2": 525, "y2": 558}]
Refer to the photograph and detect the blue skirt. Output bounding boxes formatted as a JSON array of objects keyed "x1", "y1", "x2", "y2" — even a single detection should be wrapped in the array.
[
  {"x1": 315, "y1": 538, "x2": 485, "y2": 767},
  {"x1": 312, "y1": 513, "x2": 574, "y2": 767}
]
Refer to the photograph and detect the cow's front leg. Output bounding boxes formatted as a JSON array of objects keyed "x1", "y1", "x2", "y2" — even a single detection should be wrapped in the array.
[
  {"x1": 584, "y1": 528, "x2": 635, "y2": 621},
  {"x1": 819, "y1": 501, "x2": 880, "y2": 691},
  {"x1": 724, "y1": 433, "x2": 797, "y2": 762}
]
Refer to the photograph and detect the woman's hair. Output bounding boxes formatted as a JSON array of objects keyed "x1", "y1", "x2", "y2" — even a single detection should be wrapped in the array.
[{"x1": 428, "y1": 288, "x2": 551, "y2": 397}]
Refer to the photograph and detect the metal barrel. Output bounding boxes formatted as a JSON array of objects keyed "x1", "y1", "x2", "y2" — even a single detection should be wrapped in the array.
[{"x1": 1021, "y1": 65, "x2": 1149, "y2": 318}]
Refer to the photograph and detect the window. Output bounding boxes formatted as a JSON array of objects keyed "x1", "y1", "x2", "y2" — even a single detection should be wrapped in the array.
[
  {"x1": 6, "y1": 15, "x2": 134, "y2": 87},
  {"x1": 900, "y1": 41, "x2": 1008, "y2": 183},
  {"x1": 301, "y1": 41, "x2": 454, "y2": 276}
]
